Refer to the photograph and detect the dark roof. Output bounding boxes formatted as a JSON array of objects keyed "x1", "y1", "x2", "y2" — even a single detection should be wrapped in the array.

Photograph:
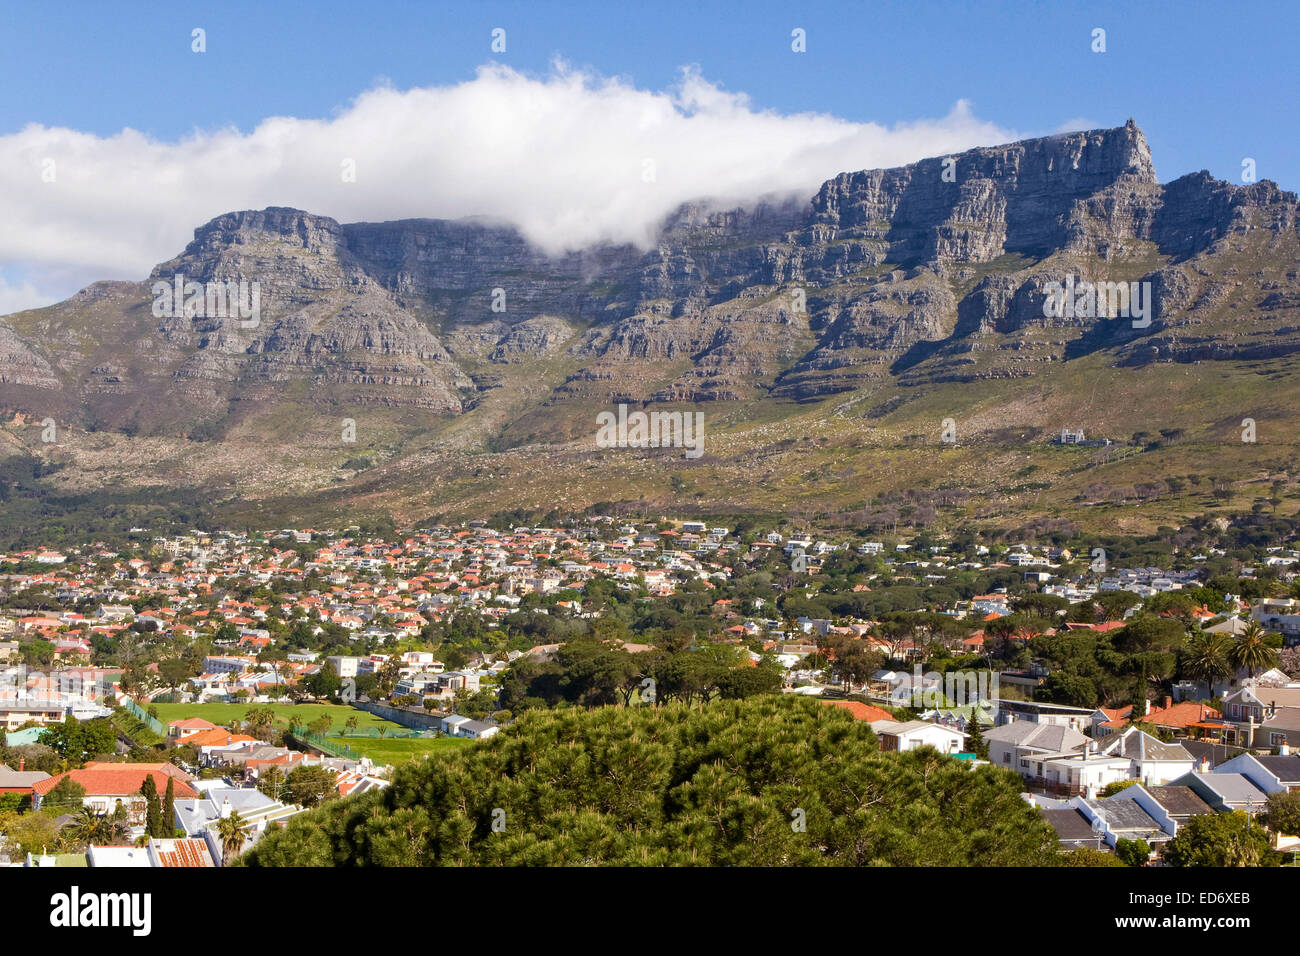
[
  {"x1": 1145, "y1": 785, "x2": 1215, "y2": 818},
  {"x1": 1088, "y1": 798, "x2": 1163, "y2": 832},
  {"x1": 1041, "y1": 808, "x2": 1096, "y2": 843},
  {"x1": 1255, "y1": 754, "x2": 1300, "y2": 783},
  {"x1": 1179, "y1": 739, "x2": 1244, "y2": 767}
]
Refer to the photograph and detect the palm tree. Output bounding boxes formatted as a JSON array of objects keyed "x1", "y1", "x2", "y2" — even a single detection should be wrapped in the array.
[
  {"x1": 1182, "y1": 632, "x2": 1233, "y2": 687},
  {"x1": 213, "y1": 810, "x2": 247, "y2": 866},
  {"x1": 65, "y1": 806, "x2": 109, "y2": 849},
  {"x1": 1230, "y1": 620, "x2": 1279, "y2": 678}
]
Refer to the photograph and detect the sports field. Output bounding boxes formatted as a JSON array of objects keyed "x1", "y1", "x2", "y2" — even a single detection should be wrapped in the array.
[{"x1": 146, "y1": 702, "x2": 402, "y2": 734}]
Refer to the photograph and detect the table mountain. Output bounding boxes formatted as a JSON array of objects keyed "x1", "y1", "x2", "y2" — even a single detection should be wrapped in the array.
[{"x1": 1, "y1": 120, "x2": 1297, "y2": 533}]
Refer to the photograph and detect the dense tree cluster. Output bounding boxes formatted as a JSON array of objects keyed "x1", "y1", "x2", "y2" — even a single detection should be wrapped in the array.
[
  {"x1": 497, "y1": 635, "x2": 782, "y2": 711},
  {"x1": 37, "y1": 716, "x2": 116, "y2": 763},
  {"x1": 242, "y1": 697, "x2": 1063, "y2": 867}
]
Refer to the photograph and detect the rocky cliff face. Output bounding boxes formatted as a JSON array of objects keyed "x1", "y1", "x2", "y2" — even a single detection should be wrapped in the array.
[{"x1": 2, "y1": 120, "x2": 1297, "y2": 436}]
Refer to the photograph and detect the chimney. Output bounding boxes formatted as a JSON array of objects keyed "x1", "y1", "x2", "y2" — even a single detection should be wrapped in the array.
[
  {"x1": 1199, "y1": 756, "x2": 1211, "y2": 773},
  {"x1": 1164, "y1": 696, "x2": 1172, "y2": 710},
  {"x1": 1280, "y1": 741, "x2": 1291, "y2": 756},
  {"x1": 18, "y1": 757, "x2": 24, "y2": 772}
]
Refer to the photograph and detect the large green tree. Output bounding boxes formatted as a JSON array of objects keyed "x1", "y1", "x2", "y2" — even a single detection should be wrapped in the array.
[
  {"x1": 1229, "y1": 621, "x2": 1279, "y2": 678},
  {"x1": 1264, "y1": 790, "x2": 1300, "y2": 837},
  {"x1": 140, "y1": 775, "x2": 165, "y2": 837},
  {"x1": 1163, "y1": 811, "x2": 1277, "y2": 867},
  {"x1": 1180, "y1": 632, "x2": 1233, "y2": 686},
  {"x1": 284, "y1": 764, "x2": 338, "y2": 808},
  {"x1": 242, "y1": 697, "x2": 1066, "y2": 867},
  {"x1": 38, "y1": 715, "x2": 116, "y2": 764}
]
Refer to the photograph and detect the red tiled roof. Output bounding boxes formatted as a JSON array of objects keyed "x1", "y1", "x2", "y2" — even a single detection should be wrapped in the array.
[
  {"x1": 34, "y1": 764, "x2": 198, "y2": 799},
  {"x1": 1145, "y1": 700, "x2": 1222, "y2": 728},
  {"x1": 169, "y1": 718, "x2": 220, "y2": 731},
  {"x1": 178, "y1": 729, "x2": 258, "y2": 748},
  {"x1": 152, "y1": 838, "x2": 216, "y2": 867},
  {"x1": 822, "y1": 700, "x2": 895, "y2": 723}
]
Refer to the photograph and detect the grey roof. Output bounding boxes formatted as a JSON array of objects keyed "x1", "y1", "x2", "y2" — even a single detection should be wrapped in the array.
[
  {"x1": 1254, "y1": 754, "x2": 1300, "y2": 783},
  {"x1": 174, "y1": 789, "x2": 278, "y2": 833},
  {"x1": 1189, "y1": 772, "x2": 1270, "y2": 806},
  {"x1": 1041, "y1": 808, "x2": 1097, "y2": 843},
  {"x1": 1085, "y1": 798, "x2": 1163, "y2": 833},
  {"x1": 1031, "y1": 795, "x2": 1073, "y2": 811},
  {"x1": 870, "y1": 720, "x2": 953, "y2": 735},
  {"x1": 1179, "y1": 740, "x2": 1244, "y2": 767},
  {"x1": 1100, "y1": 728, "x2": 1192, "y2": 762},
  {"x1": 0, "y1": 764, "x2": 51, "y2": 788},
  {"x1": 1260, "y1": 709, "x2": 1300, "y2": 732},
  {"x1": 986, "y1": 722, "x2": 1088, "y2": 752},
  {"x1": 1145, "y1": 786, "x2": 1215, "y2": 818}
]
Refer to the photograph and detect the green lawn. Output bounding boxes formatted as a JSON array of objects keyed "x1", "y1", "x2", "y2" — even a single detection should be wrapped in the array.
[
  {"x1": 329, "y1": 736, "x2": 474, "y2": 764},
  {"x1": 146, "y1": 702, "x2": 403, "y2": 735}
]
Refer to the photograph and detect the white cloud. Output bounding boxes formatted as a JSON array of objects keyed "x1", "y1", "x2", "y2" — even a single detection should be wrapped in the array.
[
  {"x1": 0, "y1": 276, "x2": 50, "y2": 316},
  {"x1": 0, "y1": 62, "x2": 1023, "y2": 312}
]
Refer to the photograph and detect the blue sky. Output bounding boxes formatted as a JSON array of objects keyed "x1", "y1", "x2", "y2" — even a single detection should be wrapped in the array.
[{"x1": 1, "y1": 0, "x2": 1296, "y2": 311}]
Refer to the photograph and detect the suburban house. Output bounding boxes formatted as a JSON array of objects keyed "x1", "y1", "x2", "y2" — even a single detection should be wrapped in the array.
[
  {"x1": 1252, "y1": 598, "x2": 1300, "y2": 643},
  {"x1": 1250, "y1": 709, "x2": 1300, "y2": 750},
  {"x1": 867, "y1": 720, "x2": 966, "y2": 754},
  {"x1": 31, "y1": 762, "x2": 198, "y2": 823},
  {"x1": 1005, "y1": 727, "x2": 1193, "y2": 799},
  {"x1": 1022, "y1": 748, "x2": 1133, "y2": 798},
  {"x1": 993, "y1": 699, "x2": 1095, "y2": 732},
  {"x1": 174, "y1": 787, "x2": 307, "y2": 858},
  {"x1": 87, "y1": 837, "x2": 217, "y2": 868},
  {"x1": 1075, "y1": 793, "x2": 1173, "y2": 849},
  {"x1": 1221, "y1": 684, "x2": 1300, "y2": 747},
  {"x1": 168, "y1": 717, "x2": 221, "y2": 739},
  {"x1": 1213, "y1": 751, "x2": 1300, "y2": 793},
  {"x1": 985, "y1": 721, "x2": 1090, "y2": 778},
  {"x1": 1095, "y1": 727, "x2": 1195, "y2": 786},
  {"x1": 1169, "y1": 769, "x2": 1272, "y2": 814},
  {"x1": 0, "y1": 762, "x2": 50, "y2": 798},
  {"x1": 1179, "y1": 738, "x2": 1245, "y2": 770},
  {"x1": 439, "y1": 714, "x2": 498, "y2": 739},
  {"x1": 1141, "y1": 698, "x2": 1225, "y2": 738},
  {"x1": 0, "y1": 700, "x2": 66, "y2": 731},
  {"x1": 1036, "y1": 785, "x2": 1179, "y2": 852},
  {"x1": 1039, "y1": 806, "x2": 1105, "y2": 851},
  {"x1": 1138, "y1": 785, "x2": 1217, "y2": 829}
]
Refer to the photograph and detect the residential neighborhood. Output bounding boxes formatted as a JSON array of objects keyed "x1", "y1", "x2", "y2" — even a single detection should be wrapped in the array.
[{"x1": 1, "y1": 517, "x2": 1299, "y2": 868}]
